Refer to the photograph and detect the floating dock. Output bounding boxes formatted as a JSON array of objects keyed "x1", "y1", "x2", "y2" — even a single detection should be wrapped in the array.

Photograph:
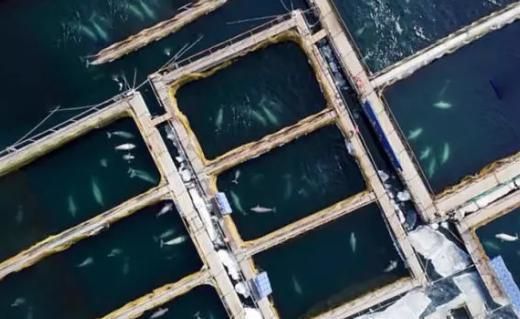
[
  {"x1": 101, "y1": 271, "x2": 212, "y2": 319},
  {"x1": 205, "y1": 109, "x2": 336, "y2": 175},
  {"x1": 90, "y1": 0, "x2": 228, "y2": 65},
  {"x1": 1, "y1": 0, "x2": 520, "y2": 317},
  {"x1": 241, "y1": 192, "x2": 376, "y2": 257},
  {"x1": 127, "y1": 93, "x2": 247, "y2": 318},
  {"x1": 455, "y1": 189, "x2": 520, "y2": 307},
  {"x1": 152, "y1": 9, "x2": 428, "y2": 318},
  {"x1": 0, "y1": 94, "x2": 131, "y2": 177},
  {"x1": 435, "y1": 152, "x2": 520, "y2": 213},
  {"x1": 309, "y1": 0, "x2": 438, "y2": 223}
]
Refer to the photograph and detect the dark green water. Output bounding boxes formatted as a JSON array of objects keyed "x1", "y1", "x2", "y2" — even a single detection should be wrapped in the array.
[
  {"x1": 0, "y1": 118, "x2": 159, "y2": 261},
  {"x1": 477, "y1": 207, "x2": 520, "y2": 286},
  {"x1": 0, "y1": 201, "x2": 202, "y2": 319},
  {"x1": 254, "y1": 203, "x2": 407, "y2": 319},
  {"x1": 384, "y1": 22, "x2": 520, "y2": 193},
  {"x1": 138, "y1": 285, "x2": 227, "y2": 319},
  {"x1": 217, "y1": 125, "x2": 366, "y2": 240},
  {"x1": 0, "y1": 0, "x2": 307, "y2": 149},
  {"x1": 176, "y1": 41, "x2": 325, "y2": 159},
  {"x1": 2, "y1": 0, "x2": 517, "y2": 316},
  {"x1": 333, "y1": 0, "x2": 515, "y2": 71}
]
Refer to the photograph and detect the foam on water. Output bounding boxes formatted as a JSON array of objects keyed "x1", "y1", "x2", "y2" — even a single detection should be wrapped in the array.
[{"x1": 333, "y1": 0, "x2": 515, "y2": 71}]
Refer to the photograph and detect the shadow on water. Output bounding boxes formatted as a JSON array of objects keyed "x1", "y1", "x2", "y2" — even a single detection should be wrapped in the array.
[
  {"x1": 476, "y1": 206, "x2": 520, "y2": 286},
  {"x1": 176, "y1": 41, "x2": 326, "y2": 159},
  {"x1": 254, "y1": 203, "x2": 408, "y2": 319},
  {"x1": 0, "y1": 118, "x2": 160, "y2": 261},
  {"x1": 217, "y1": 125, "x2": 366, "y2": 240},
  {"x1": 384, "y1": 22, "x2": 520, "y2": 193},
  {"x1": 137, "y1": 285, "x2": 228, "y2": 319},
  {"x1": 333, "y1": 0, "x2": 515, "y2": 71},
  {"x1": 0, "y1": 200, "x2": 202, "y2": 319},
  {"x1": 0, "y1": 0, "x2": 308, "y2": 149}
]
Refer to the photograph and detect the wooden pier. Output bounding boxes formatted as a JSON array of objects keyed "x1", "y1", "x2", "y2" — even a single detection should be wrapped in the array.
[
  {"x1": 155, "y1": 14, "x2": 297, "y2": 84},
  {"x1": 2, "y1": 1, "x2": 519, "y2": 317},
  {"x1": 371, "y1": 1, "x2": 520, "y2": 89},
  {"x1": 460, "y1": 188, "x2": 520, "y2": 229},
  {"x1": 90, "y1": 0, "x2": 228, "y2": 65},
  {"x1": 456, "y1": 190, "x2": 520, "y2": 307},
  {"x1": 101, "y1": 271, "x2": 212, "y2": 319},
  {"x1": 128, "y1": 93, "x2": 247, "y2": 319},
  {"x1": 205, "y1": 108, "x2": 336, "y2": 175},
  {"x1": 293, "y1": 9, "x2": 427, "y2": 285},
  {"x1": 457, "y1": 229, "x2": 507, "y2": 306},
  {"x1": 241, "y1": 192, "x2": 376, "y2": 258},
  {"x1": 310, "y1": 0, "x2": 437, "y2": 223},
  {"x1": 0, "y1": 185, "x2": 168, "y2": 281},
  {"x1": 0, "y1": 94, "x2": 132, "y2": 178},
  {"x1": 435, "y1": 152, "x2": 520, "y2": 214},
  {"x1": 314, "y1": 278, "x2": 417, "y2": 319}
]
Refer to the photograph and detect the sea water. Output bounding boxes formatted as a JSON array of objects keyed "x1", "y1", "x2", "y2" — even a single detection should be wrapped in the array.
[
  {"x1": 0, "y1": 118, "x2": 159, "y2": 261},
  {"x1": 175, "y1": 41, "x2": 325, "y2": 159},
  {"x1": 0, "y1": 201, "x2": 202, "y2": 319},
  {"x1": 333, "y1": 0, "x2": 515, "y2": 71},
  {"x1": 217, "y1": 125, "x2": 365, "y2": 240},
  {"x1": 254, "y1": 203, "x2": 407, "y2": 318},
  {"x1": 384, "y1": 22, "x2": 520, "y2": 193}
]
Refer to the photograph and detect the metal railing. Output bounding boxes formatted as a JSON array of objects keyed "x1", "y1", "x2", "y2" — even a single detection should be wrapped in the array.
[
  {"x1": 159, "y1": 11, "x2": 296, "y2": 73},
  {"x1": 0, "y1": 91, "x2": 132, "y2": 158}
]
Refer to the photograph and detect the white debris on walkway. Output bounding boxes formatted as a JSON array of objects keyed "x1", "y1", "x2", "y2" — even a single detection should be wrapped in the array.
[
  {"x1": 217, "y1": 249, "x2": 241, "y2": 281},
  {"x1": 234, "y1": 281, "x2": 250, "y2": 298},
  {"x1": 409, "y1": 226, "x2": 470, "y2": 277},
  {"x1": 188, "y1": 188, "x2": 218, "y2": 241},
  {"x1": 244, "y1": 307, "x2": 262, "y2": 319},
  {"x1": 356, "y1": 290, "x2": 431, "y2": 319}
]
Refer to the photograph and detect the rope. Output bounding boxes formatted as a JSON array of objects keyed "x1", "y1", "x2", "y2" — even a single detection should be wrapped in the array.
[
  {"x1": 11, "y1": 105, "x2": 61, "y2": 146},
  {"x1": 159, "y1": 34, "x2": 205, "y2": 71},
  {"x1": 225, "y1": 14, "x2": 283, "y2": 25}
]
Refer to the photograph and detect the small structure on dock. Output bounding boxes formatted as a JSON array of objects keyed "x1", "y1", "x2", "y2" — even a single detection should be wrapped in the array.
[
  {"x1": 250, "y1": 272, "x2": 273, "y2": 301},
  {"x1": 214, "y1": 192, "x2": 232, "y2": 215},
  {"x1": 489, "y1": 256, "x2": 520, "y2": 315}
]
